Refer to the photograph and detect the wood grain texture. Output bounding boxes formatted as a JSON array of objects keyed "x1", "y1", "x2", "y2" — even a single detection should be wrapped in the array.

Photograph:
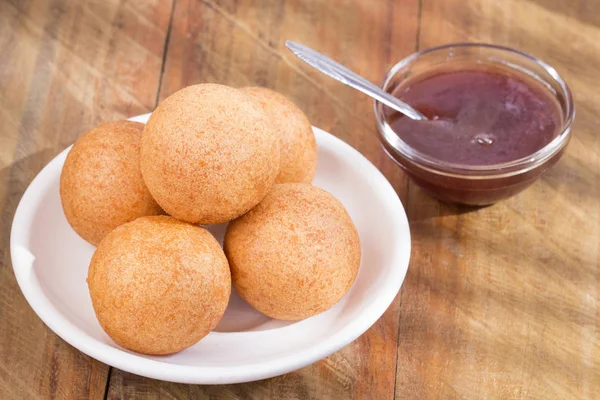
[
  {"x1": 2, "y1": 0, "x2": 599, "y2": 399},
  {"x1": 106, "y1": 0, "x2": 418, "y2": 398},
  {"x1": 395, "y1": 0, "x2": 600, "y2": 399},
  {"x1": 0, "y1": 0, "x2": 172, "y2": 398}
]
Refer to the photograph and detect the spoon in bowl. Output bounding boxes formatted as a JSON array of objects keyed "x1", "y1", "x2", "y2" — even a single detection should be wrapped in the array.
[{"x1": 285, "y1": 41, "x2": 427, "y2": 121}]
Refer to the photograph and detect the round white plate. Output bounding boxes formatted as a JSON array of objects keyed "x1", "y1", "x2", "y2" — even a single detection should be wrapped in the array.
[{"x1": 10, "y1": 113, "x2": 411, "y2": 384}]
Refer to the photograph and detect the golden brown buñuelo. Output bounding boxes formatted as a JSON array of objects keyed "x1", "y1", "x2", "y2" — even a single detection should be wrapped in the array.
[
  {"x1": 224, "y1": 183, "x2": 361, "y2": 321},
  {"x1": 60, "y1": 121, "x2": 163, "y2": 246},
  {"x1": 87, "y1": 216, "x2": 231, "y2": 355},
  {"x1": 242, "y1": 87, "x2": 317, "y2": 184},
  {"x1": 141, "y1": 84, "x2": 280, "y2": 224}
]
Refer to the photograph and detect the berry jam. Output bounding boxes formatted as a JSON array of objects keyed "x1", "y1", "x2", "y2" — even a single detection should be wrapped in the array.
[{"x1": 386, "y1": 64, "x2": 562, "y2": 166}]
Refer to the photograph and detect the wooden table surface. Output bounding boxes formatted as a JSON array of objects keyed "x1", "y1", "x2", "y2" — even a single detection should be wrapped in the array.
[{"x1": 1, "y1": 0, "x2": 599, "y2": 398}]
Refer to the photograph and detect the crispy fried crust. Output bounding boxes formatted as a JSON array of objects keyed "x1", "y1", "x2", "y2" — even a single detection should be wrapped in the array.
[
  {"x1": 141, "y1": 84, "x2": 280, "y2": 224},
  {"x1": 60, "y1": 120, "x2": 163, "y2": 246},
  {"x1": 87, "y1": 216, "x2": 231, "y2": 355},
  {"x1": 224, "y1": 183, "x2": 360, "y2": 321},
  {"x1": 242, "y1": 87, "x2": 317, "y2": 184}
]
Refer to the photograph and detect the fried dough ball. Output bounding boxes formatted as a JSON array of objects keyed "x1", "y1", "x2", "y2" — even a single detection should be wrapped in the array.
[
  {"x1": 87, "y1": 216, "x2": 231, "y2": 355},
  {"x1": 242, "y1": 87, "x2": 317, "y2": 183},
  {"x1": 60, "y1": 121, "x2": 163, "y2": 246},
  {"x1": 224, "y1": 183, "x2": 361, "y2": 321},
  {"x1": 141, "y1": 84, "x2": 280, "y2": 224}
]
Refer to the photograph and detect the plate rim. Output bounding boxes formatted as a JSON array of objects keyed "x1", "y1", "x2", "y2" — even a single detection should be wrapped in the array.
[{"x1": 10, "y1": 115, "x2": 411, "y2": 384}]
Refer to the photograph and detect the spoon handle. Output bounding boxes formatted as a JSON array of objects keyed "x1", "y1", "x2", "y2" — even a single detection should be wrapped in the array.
[{"x1": 285, "y1": 41, "x2": 426, "y2": 121}]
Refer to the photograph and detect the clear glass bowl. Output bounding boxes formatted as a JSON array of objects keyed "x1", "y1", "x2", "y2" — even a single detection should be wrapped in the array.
[{"x1": 374, "y1": 43, "x2": 575, "y2": 206}]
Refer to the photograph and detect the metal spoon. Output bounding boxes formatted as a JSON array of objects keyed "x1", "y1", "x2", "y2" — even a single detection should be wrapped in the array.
[{"x1": 285, "y1": 41, "x2": 427, "y2": 121}]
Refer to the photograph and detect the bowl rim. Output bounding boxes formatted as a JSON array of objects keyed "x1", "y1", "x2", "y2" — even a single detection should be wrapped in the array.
[
  {"x1": 374, "y1": 42, "x2": 575, "y2": 179},
  {"x1": 10, "y1": 116, "x2": 411, "y2": 384}
]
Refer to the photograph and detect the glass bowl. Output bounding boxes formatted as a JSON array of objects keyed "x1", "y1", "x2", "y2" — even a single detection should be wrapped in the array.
[{"x1": 374, "y1": 43, "x2": 575, "y2": 206}]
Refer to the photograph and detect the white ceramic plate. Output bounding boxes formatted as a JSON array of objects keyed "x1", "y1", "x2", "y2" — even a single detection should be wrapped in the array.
[{"x1": 10, "y1": 113, "x2": 411, "y2": 384}]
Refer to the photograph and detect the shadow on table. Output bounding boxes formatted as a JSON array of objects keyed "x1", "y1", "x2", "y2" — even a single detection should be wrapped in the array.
[{"x1": 407, "y1": 191, "x2": 485, "y2": 223}]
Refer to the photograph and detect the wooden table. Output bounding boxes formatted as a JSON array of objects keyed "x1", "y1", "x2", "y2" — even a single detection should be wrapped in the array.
[{"x1": 1, "y1": 0, "x2": 598, "y2": 398}]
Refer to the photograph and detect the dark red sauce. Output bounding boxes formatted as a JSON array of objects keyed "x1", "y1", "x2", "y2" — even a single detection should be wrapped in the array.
[{"x1": 386, "y1": 64, "x2": 563, "y2": 165}]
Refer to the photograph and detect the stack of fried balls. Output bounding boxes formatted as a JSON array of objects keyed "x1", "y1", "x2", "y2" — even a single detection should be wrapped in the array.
[{"x1": 60, "y1": 84, "x2": 361, "y2": 355}]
